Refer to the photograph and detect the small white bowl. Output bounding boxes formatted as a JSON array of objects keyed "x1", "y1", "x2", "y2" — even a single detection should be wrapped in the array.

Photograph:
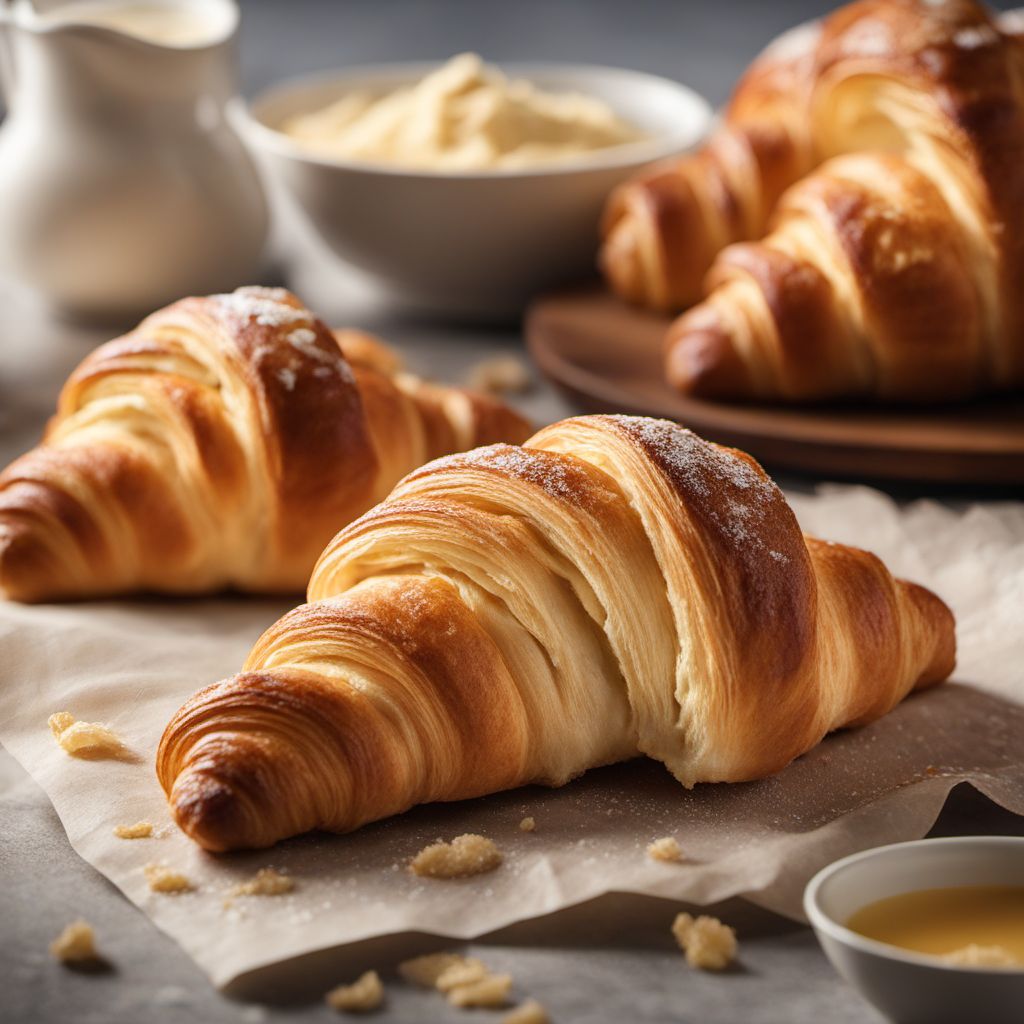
[
  {"x1": 804, "y1": 837, "x2": 1024, "y2": 1024},
  {"x1": 234, "y1": 62, "x2": 710, "y2": 318}
]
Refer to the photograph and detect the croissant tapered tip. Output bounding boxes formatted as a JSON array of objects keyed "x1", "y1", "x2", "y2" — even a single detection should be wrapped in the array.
[
  {"x1": 600, "y1": 207, "x2": 650, "y2": 308},
  {"x1": 903, "y1": 580, "x2": 957, "y2": 690},
  {"x1": 167, "y1": 770, "x2": 251, "y2": 853},
  {"x1": 0, "y1": 515, "x2": 55, "y2": 603},
  {"x1": 665, "y1": 307, "x2": 757, "y2": 400}
]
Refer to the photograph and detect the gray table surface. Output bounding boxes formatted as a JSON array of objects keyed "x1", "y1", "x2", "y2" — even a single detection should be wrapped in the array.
[{"x1": 3, "y1": 2, "x2": 1023, "y2": 1023}]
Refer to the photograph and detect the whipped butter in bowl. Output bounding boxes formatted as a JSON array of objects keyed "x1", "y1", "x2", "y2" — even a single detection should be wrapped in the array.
[
  {"x1": 238, "y1": 57, "x2": 709, "y2": 316},
  {"x1": 281, "y1": 53, "x2": 645, "y2": 172}
]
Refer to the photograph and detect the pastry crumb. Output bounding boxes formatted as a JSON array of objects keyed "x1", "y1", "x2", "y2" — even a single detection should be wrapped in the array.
[
  {"x1": 144, "y1": 862, "x2": 193, "y2": 894},
  {"x1": 48, "y1": 711, "x2": 125, "y2": 758},
  {"x1": 435, "y1": 958, "x2": 488, "y2": 993},
  {"x1": 647, "y1": 836, "x2": 684, "y2": 863},
  {"x1": 229, "y1": 868, "x2": 294, "y2": 897},
  {"x1": 465, "y1": 355, "x2": 531, "y2": 395},
  {"x1": 325, "y1": 970, "x2": 384, "y2": 1013},
  {"x1": 399, "y1": 952, "x2": 473, "y2": 988},
  {"x1": 113, "y1": 820, "x2": 153, "y2": 840},
  {"x1": 519, "y1": 817, "x2": 536, "y2": 833},
  {"x1": 49, "y1": 920, "x2": 98, "y2": 964},
  {"x1": 410, "y1": 834, "x2": 502, "y2": 878},
  {"x1": 447, "y1": 972, "x2": 512, "y2": 1008},
  {"x1": 503, "y1": 999, "x2": 550, "y2": 1024},
  {"x1": 672, "y1": 912, "x2": 737, "y2": 970},
  {"x1": 944, "y1": 944, "x2": 1020, "y2": 967}
]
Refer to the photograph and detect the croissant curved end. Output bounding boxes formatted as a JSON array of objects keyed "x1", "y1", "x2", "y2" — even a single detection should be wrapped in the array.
[
  {"x1": 903, "y1": 580, "x2": 957, "y2": 690},
  {"x1": 600, "y1": 199, "x2": 655, "y2": 309},
  {"x1": 665, "y1": 306, "x2": 757, "y2": 399},
  {"x1": 0, "y1": 513, "x2": 67, "y2": 603}
]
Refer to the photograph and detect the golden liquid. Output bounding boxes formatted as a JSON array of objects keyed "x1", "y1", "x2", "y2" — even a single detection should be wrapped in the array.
[{"x1": 846, "y1": 885, "x2": 1024, "y2": 961}]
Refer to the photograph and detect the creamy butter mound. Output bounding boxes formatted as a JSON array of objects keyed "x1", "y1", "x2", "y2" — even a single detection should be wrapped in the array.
[{"x1": 284, "y1": 53, "x2": 643, "y2": 171}]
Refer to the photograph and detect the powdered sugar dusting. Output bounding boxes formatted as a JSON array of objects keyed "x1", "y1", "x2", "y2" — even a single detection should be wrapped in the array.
[
  {"x1": 761, "y1": 19, "x2": 821, "y2": 64},
  {"x1": 216, "y1": 292, "x2": 307, "y2": 327},
  {"x1": 608, "y1": 415, "x2": 790, "y2": 561},
  {"x1": 210, "y1": 288, "x2": 355, "y2": 386},
  {"x1": 425, "y1": 445, "x2": 584, "y2": 502},
  {"x1": 953, "y1": 24, "x2": 998, "y2": 50}
]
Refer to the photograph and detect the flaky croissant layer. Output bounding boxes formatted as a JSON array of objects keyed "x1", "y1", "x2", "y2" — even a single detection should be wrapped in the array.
[
  {"x1": 0, "y1": 288, "x2": 529, "y2": 601},
  {"x1": 158, "y1": 415, "x2": 955, "y2": 851}
]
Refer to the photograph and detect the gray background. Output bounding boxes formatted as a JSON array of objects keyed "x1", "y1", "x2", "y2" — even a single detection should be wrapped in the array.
[{"x1": 3, "y1": 1, "x2": 1023, "y2": 1023}]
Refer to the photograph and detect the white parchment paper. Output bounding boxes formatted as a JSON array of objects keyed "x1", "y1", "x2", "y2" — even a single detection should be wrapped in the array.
[{"x1": 0, "y1": 485, "x2": 1021, "y2": 987}]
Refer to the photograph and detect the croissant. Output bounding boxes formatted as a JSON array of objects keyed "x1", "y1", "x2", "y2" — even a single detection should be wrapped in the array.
[
  {"x1": 604, "y1": 0, "x2": 1024, "y2": 400},
  {"x1": 157, "y1": 415, "x2": 955, "y2": 852},
  {"x1": 0, "y1": 287, "x2": 530, "y2": 601}
]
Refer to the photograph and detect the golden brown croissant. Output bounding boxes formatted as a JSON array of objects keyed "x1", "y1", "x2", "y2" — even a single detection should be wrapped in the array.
[
  {"x1": 604, "y1": 0, "x2": 1024, "y2": 399},
  {"x1": 157, "y1": 415, "x2": 955, "y2": 852},
  {"x1": 666, "y1": 152, "x2": 993, "y2": 400},
  {"x1": 0, "y1": 287, "x2": 530, "y2": 601}
]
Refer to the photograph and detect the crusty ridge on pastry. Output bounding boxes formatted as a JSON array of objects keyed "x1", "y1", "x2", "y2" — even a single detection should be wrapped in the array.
[
  {"x1": 157, "y1": 415, "x2": 955, "y2": 851},
  {"x1": 0, "y1": 287, "x2": 530, "y2": 601},
  {"x1": 602, "y1": 0, "x2": 1024, "y2": 400}
]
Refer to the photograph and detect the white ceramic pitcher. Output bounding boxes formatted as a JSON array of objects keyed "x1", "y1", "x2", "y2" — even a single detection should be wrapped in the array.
[{"x1": 0, "y1": 0, "x2": 267, "y2": 321}]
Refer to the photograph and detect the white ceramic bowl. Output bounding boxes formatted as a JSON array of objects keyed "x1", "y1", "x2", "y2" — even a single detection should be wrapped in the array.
[
  {"x1": 804, "y1": 837, "x2": 1024, "y2": 1024},
  {"x1": 234, "y1": 62, "x2": 711, "y2": 318}
]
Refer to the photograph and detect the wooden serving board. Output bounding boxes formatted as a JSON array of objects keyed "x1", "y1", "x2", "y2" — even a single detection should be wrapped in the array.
[{"x1": 526, "y1": 287, "x2": 1024, "y2": 486}]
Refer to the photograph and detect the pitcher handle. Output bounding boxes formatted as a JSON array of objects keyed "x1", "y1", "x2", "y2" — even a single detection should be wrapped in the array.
[{"x1": 0, "y1": 4, "x2": 14, "y2": 108}]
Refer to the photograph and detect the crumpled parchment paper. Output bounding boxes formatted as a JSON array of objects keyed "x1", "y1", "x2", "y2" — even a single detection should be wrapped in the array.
[{"x1": 0, "y1": 484, "x2": 1021, "y2": 987}]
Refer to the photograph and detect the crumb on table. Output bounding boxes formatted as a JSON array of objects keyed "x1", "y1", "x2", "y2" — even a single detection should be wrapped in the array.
[
  {"x1": 446, "y1": 972, "x2": 513, "y2": 1008},
  {"x1": 144, "y1": 862, "x2": 193, "y2": 894},
  {"x1": 399, "y1": 952, "x2": 473, "y2": 988},
  {"x1": 465, "y1": 355, "x2": 532, "y2": 394},
  {"x1": 48, "y1": 711, "x2": 125, "y2": 758},
  {"x1": 435, "y1": 958, "x2": 488, "y2": 993},
  {"x1": 519, "y1": 816, "x2": 536, "y2": 833},
  {"x1": 113, "y1": 821, "x2": 153, "y2": 840},
  {"x1": 647, "y1": 836, "x2": 684, "y2": 863},
  {"x1": 325, "y1": 970, "x2": 384, "y2": 1013},
  {"x1": 672, "y1": 912, "x2": 737, "y2": 970},
  {"x1": 49, "y1": 920, "x2": 98, "y2": 964},
  {"x1": 229, "y1": 867, "x2": 294, "y2": 897},
  {"x1": 410, "y1": 834, "x2": 502, "y2": 878},
  {"x1": 503, "y1": 999, "x2": 550, "y2": 1024}
]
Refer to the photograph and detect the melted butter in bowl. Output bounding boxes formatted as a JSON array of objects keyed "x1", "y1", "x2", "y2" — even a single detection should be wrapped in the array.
[
  {"x1": 281, "y1": 53, "x2": 645, "y2": 171},
  {"x1": 805, "y1": 838, "x2": 1024, "y2": 1024},
  {"x1": 846, "y1": 885, "x2": 1024, "y2": 968}
]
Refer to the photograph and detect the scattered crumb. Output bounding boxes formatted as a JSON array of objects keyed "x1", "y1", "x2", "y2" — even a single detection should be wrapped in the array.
[
  {"x1": 48, "y1": 711, "x2": 125, "y2": 758},
  {"x1": 435, "y1": 958, "x2": 488, "y2": 993},
  {"x1": 325, "y1": 970, "x2": 384, "y2": 1013},
  {"x1": 519, "y1": 817, "x2": 536, "y2": 833},
  {"x1": 647, "y1": 836, "x2": 684, "y2": 863},
  {"x1": 144, "y1": 862, "x2": 193, "y2": 894},
  {"x1": 229, "y1": 868, "x2": 294, "y2": 898},
  {"x1": 503, "y1": 999, "x2": 550, "y2": 1024},
  {"x1": 465, "y1": 355, "x2": 532, "y2": 395},
  {"x1": 672, "y1": 913, "x2": 737, "y2": 970},
  {"x1": 399, "y1": 952, "x2": 473, "y2": 988},
  {"x1": 49, "y1": 920, "x2": 98, "y2": 964},
  {"x1": 944, "y1": 944, "x2": 1020, "y2": 967},
  {"x1": 447, "y1": 973, "x2": 512, "y2": 1009},
  {"x1": 410, "y1": 834, "x2": 502, "y2": 878},
  {"x1": 114, "y1": 821, "x2": 153, "y2": 840}
]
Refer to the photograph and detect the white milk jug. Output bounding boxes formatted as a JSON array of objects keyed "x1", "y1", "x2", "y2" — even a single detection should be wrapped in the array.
[{"x1": 0, "y1": 0, "x2": 267, "y2": 320}]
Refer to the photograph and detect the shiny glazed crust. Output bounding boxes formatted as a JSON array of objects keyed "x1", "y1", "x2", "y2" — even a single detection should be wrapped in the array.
[
  {"x1": 0, "y1": 288, "x2": 530, "y2": 600},
  {"x1": 157, "y1": 415, "x2": 955, "y2": 851}
]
